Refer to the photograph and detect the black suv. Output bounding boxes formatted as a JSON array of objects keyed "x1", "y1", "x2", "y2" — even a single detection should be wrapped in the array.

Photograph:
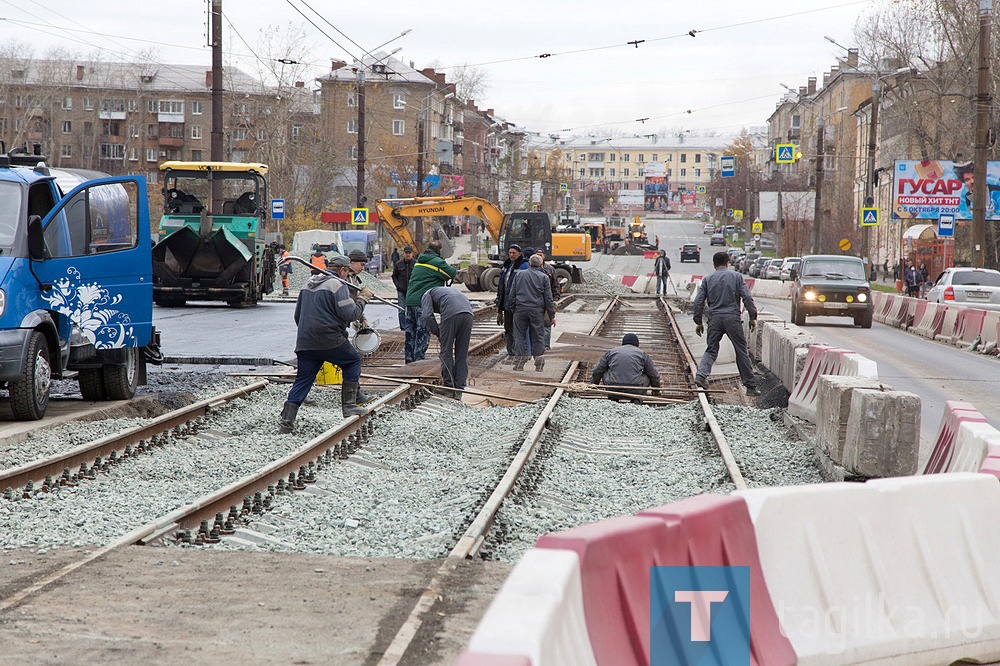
[
  {"x1": 790, "y1": 255, "x2": 873, "y2": 328},
  {"x1": 680, "y1": 244, "x2": 701, "y2": 262}
]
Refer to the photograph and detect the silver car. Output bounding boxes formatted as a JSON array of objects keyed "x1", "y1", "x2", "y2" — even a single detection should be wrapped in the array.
[
  {"x1": 926, "y1": 267, "x2": 1000, "y2": 311},
  {"x1": 779, "y1": 257, "x2": 802, "y2": 282},
  {"x1": 764, "y1": 258, "x2": 783, "y2": 280}
]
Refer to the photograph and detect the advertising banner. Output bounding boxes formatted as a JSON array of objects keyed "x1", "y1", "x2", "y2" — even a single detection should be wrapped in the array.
[{"x1": 892, "y1": 159, "x2": 1000, "y2": 220}]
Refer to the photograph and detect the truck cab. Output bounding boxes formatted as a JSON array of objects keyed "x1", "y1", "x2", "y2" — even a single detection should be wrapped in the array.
[{"x1": 0, "y1": 151, "x2": 157, "y2": 419}]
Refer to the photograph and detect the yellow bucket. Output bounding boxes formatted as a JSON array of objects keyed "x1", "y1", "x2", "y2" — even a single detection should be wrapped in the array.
[{"x1": 315, "y1": 362, "x2": 343, "y2": 385}]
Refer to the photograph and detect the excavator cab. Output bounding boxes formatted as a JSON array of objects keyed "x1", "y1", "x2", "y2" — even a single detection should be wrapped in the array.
[{"x1": 499, "y1": 211, "x2": 552, "y2": 256}]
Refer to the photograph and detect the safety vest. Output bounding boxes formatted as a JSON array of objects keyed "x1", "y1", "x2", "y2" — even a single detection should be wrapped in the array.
[{"x1": 310, "y1": 254, "x2": 326, "y2": 270}]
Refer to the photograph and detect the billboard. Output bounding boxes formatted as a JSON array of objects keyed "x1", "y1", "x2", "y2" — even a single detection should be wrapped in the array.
[{"x1": 892, "y1": 159, "x2": 1000, "y2": 220}]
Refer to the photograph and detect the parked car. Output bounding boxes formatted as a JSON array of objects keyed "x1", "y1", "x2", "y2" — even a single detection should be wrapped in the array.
[
  {"x1": 710, "y1": 232, "x2": 726, "y2": 246},
  {"x1": 680, "y1": 243, "x2": 701, "y2": 262},
  {"x1": 790, "y1": 254, "x2": 873, "y2": 328},
  {"x1": 759, "y1": 237, "x2": 775, "y2": 250},
  {"x1": 925, "y1": 267, "x2": 1000, "y2": 311},
  {"x1": 779, "y1": 257, "x2": 802, "y2": 282},
  {"x1": 741, "y1": 252, "x2": 762, "y2": 274},
  {"x1": 724, "y1": 225, "x2": 737, "y2": 235},
  {"x1": 703, "y1": 223, "x2": 715, "y2": 234},
  {"x1": 764, "y1": 258, "x2": 783, "y2": 280},
  {"x1": 750, "y1": 256, "x2": 771, "y2": 278}
]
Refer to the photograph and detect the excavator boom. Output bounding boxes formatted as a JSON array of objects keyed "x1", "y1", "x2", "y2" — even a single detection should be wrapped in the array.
[{"x1": 374, "y1": 196, "x2": 505, "y2": 250}]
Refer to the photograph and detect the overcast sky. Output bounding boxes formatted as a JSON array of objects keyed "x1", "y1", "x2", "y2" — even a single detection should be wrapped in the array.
[{"x1": 1, "y1": 0, "x2": 871, "y2": 140}]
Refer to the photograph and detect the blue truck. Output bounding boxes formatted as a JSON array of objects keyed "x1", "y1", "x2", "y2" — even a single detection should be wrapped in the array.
[{"x1": 0, "y1": 150, "x2": 159, "y2": 420}]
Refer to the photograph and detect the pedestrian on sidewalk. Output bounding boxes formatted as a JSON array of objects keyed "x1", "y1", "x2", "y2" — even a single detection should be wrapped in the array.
[
  {"x1": 692, "y1": 251, "x2": 760, "y2": 397},
  {"x1": 421, "y1": 286, "x2": 474, "y2": 398},
  {"x1": 591, "y1": 333, "x2": 661, "y2": 403},
  {"x1": 278, "y1": 255, "x2": 375, "y2": 432},
  {"x1": 653, "y1": 249, "x2": 672, "y2": 295}
]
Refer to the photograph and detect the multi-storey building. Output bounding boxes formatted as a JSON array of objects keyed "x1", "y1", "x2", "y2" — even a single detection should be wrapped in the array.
[
  {"x1": 0, "y1": 59, "x2": 299, "y2": 184},
  {"x1": 554, "y1": 134, "x2": 729, "y2": 215}
]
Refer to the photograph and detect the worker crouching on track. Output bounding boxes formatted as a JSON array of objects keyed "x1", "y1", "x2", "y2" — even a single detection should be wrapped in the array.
[
  {"x1": 692, "y1": 251, "x2": 760, "y2": 397},
  {"x1": 278, "y1": 255, "x2": 376, "y2": 433},
  {"x1": 509, "y1": 254, "x2": 555, "y2": 371},
  {"x1": 421, "y1": 286, "x2": 474, "y2": 399},
  {"x1": 591, "y1": 333, "x2": 661, "y2": 402},
  {"x1": 405, "y1": 240, "x2": 458, "y2": 362}
]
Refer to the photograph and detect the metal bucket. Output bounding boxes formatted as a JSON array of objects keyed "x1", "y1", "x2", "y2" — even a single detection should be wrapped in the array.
[{"x1": 353, "y1": 327, "x2": 381, "y2": 355}]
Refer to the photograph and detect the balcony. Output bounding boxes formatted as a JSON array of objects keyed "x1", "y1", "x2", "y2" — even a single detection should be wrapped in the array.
[
  {"x1": 158, "y1": 137, "x2": 184, "y2": 148},
  {"x1": 99, "y1": 111, "x2": 126, "y2": 120}
]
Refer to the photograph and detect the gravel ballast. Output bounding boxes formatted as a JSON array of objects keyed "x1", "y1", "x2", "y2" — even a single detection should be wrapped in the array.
[{"x1": 569, "y1": 268, "x2": 630, "y2": 295}]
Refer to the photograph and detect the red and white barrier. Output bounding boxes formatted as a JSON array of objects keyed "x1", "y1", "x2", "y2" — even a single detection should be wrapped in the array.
[
  {"x1": 923, "y1": 401, "x2": 988, "y2": 474},
  {"x1": 934, "y1": 305, "x2": 963, "y2": 342},
  {"x1": 787, "y1": 345, "x2": 879, "y2": 423},
  {"x1": 981, "y1": 311, "x2": 1000, "y2": 350},
  {"x1": 952, "y1": 307, "x2": 986, "y2": 347},
  {"x1": 873, "y1": 292, "x2": 894, "y2": 324},
  {"x1": 883, "y1": 294, "x2": 910, "y2": 328},
  {"x1": 909, "y1": 302, "x2": 950, "y2": 339}
]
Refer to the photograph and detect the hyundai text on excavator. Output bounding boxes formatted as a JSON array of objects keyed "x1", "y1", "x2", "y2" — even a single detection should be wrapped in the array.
[
  {"x1": 373, "y1": 196, "x2": 591, "y2": 292},
  {"x1": 151, "y1": 161, "x2": 277, "y2": 307}
]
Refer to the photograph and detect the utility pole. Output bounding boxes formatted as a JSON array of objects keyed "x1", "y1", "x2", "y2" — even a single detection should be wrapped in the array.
[
  {"x1": 813, "y1": 120, "x2": 825, "y2": 254},
  {"x1": 356, "y1": 70, "x2": 366, "y2": 210},
  {"x1": 973, "y1": 0, "x2": 993, "y2": 268},
  {"x1": 210, "y1": 0, "x2": 223, "y2": 212},
  {"x1": 863, "y1": 84, "x2": 880, "y2": 268}
]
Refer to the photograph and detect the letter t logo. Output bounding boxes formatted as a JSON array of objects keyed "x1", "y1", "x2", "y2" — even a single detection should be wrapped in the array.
[{"x1": 674, "y1": 590, "x2": 729, "y2": 641}]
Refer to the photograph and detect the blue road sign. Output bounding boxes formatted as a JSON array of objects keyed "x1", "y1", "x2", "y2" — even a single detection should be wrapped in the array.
[
  {"x1": 721, "y1": 155, "x2": 736, "y2": 178},
  {"x1": 271, "y1": 198, "x2": 285, "y2": 220},
  {"x1": 351, "y1": 207, "x2": 369, "y2": 225},
  {"x1": 775, "y1": 144, "x2": 795, "y2": 164},
  {"x1": 938, "y1": 213, "x2": 955, "y2": 237},
  {"x1": 860, "y1": 207, "x2": 879, "y2": 227}
]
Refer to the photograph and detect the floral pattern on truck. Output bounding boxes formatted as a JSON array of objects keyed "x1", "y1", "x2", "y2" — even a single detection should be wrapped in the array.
[{"x1": 40, "y1": 267, "x2": 136, "y2": 349}]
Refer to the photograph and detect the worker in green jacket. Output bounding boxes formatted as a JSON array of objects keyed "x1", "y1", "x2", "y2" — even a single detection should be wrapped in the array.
[{"x1": 404, "y1": 240, "x2": 457, "y2": 362}]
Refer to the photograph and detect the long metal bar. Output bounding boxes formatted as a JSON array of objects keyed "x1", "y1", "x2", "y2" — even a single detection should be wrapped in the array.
[
  {"x1": 0, "y1": 380, "x2": 270, "y2": 493},
  {"x1": 279, "y1": 256, "x2": 404, "y2": 311}
]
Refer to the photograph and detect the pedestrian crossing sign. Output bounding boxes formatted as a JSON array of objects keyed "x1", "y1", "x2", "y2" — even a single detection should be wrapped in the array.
[
  {"x1": 751, "y1": 221, "x2": 763, "y2": 234},
  {"x1": 860, "y1": 207, "x2": 879, "y2": 227},
  {"x1": 775, "y1": 143, "x2": 796, "y2": 164},
  {"x1": 697, "y1": 185, "x2": 707, "y2": 194},
  {"x1": 351, "y1": 207, "x2": 369, "y2": 225}
]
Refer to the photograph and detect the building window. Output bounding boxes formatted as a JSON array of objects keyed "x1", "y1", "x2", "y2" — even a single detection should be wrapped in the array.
[
  {"x1": 680, "y1": 168, "x2": 687, "y2": 177},
  {"x1": 190, "y1": 125, "x2": 202, "y2": 139},
  {"x1": 347, "y1": 92, "x2": 357, "y2": 107},
  {"x1": 565, "y1": 153, "x2": 572, "y2": 162},
  {"x1": 234, "y1": 102, "x2": 248, "y2": 115},
  {"x1": 99, "y1": 144, "x2": 125, "y2": 160},
  {"x1": 233, "y1": 128, "x2": 248, "y2": 141},
  {"x1": 579, "y1": 154, "x2": 586, "y2": 162},
  {"x1": 147, "y1": 100, "x2": 157, "y2": 113},
  {"x1": 347, "y1": 119, "x2": 357, "y2": 134},
  {"x1": 694, "y1": 168, "x2": 701, "y2": 177},
  {"x1": 14, "y1": 95, "x2": 23, "y2": 108},
  {"x1": 393, "y1": 93, "x2": 405, "y2": 109},
  {"x1": 652, "y1": 154, "x2": 659, "y2": 162},
  {"x1": 129, "y1": 124, "x2": 139, "y2": 138},
  {"x1": 127, "y1": 99, "x2": 138, "y2": 112},
  {"x1": 587, "y1": 153, "x2": 605, "y2": 162},
  {"x1": 589, "y1": 168, "x2": 604, "y2": 177},
  {"x1": 191, "y1": 149, "x2": 202, "y2": 160},
  {"x1": 638, "y1": 154, "x2": 645, "y2": 164},
  {"x1": 84, "y1": 98, "x2": 93, "y2": 110},
  {"x1": 609, "y1": 168, "x2": 616, "y2": 177},
  {"x1": 158, "y1": 100, "x2": 183, "y2": 114},
  {"x1": 168, "y1": 124, "x2": 184, "y2": 139},
  {"x1": 680, "y1": 153, "x2": 687, "y2": 163},
  {"x1": 101, "y1": 99, "x2": 125, "y2": 113},
  {"x1": 623, "y1": 168, "x2": 630, "y2": 178},
  {"x1": 147, "y1": 124, "x2": 158, "y2": 138},
  {"x1": 62, "y1": 97, "x2": 73, "y2": 110},
  {"x1": 638, "y1": 168, "x2": 644, "y2": 177},
  {"x1": 609, "y1": 153, "x2": 616, "y2": 162},
  {"x1": 392, "y1": 120, "x2": 405, "y2": 135},
  {"x1": 292, "y1": 125, "x2": 302, "y2": 142},
  {"x1": 349, "y1": 146, "x2": 358, "y2": 160},
  {"x1": 128, "y1": 148, "x2": 138, "y2": 161},
  {"x1": 82, "y1": 146, "x2": 91, "y2": 158},
  {"x1": 258, "y1": 129, "x2": 266, "y2": 141},
  {"x1": 84, "y1": 122, "x2": 93, "y2": 136},
  {"x1": 666, "y1": 154, "x2": 672, "y2": 162},
  {"x1": 622, "y1": 153, "x2": 630, "y2": 162},
  {"x1": 695, "y1": 153, "x2": 701, "y2": 163},
  {"x1": 668, "y1": 169, "x2": 672, "y2": 178},
  {"x1": 146, "y1": 148, "x2": 157, "y2": 162},
  {"x1": 191, "y1": 101, "x2": 203, "y2": 115},
  {"x1": 578, "y1": 168, "x2": 585, "y2": 177},
  {"x1": 61, "y1": 144, "x2": 72, "y2": 158},
  {"x1": 62, "y1": 121, "x2": 72, "y2": 134},
  {"x1": 103, "y1": 121, "x2": 121, "y2": 136}
]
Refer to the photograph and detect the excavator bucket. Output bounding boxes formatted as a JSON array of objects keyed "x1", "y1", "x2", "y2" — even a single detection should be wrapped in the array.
[{"x1": 428, "y1": 222, "x2": 456, "y2": 259}]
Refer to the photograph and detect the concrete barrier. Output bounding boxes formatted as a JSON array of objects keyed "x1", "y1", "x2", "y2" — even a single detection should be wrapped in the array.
[
  {"x1": 747, "y1": 312, "x2": 786, "y2": 361},
  {"x1": 949, "y1": 421, "x2": 1000, "y2": 473},
  {"x1": 759, "y1": 322, "x2": 821, "y2": 391},
  {"x1": 815, "y1": 375, "x2": 887, "y2": 465},
  {"x1": 873, "y1": 292, "x2": 894, "y2": 324},
  {"x1": 980, "y1": 311, "x2": 1000, "y2": 351},
  {"x1": 883, "y1": 294, "x2": 910, "y2": 328},
  {"x1": 739, "y1": 474, "x2": 1000, "y2": 665},
  {"x1": 750, "y1": 280, "x2": 792, "y2": 300},
  {"x1": 952, "y1": 307, "x2": 986, "y2": 347},
  {"x1": 934, "y1": 305, "x2": 962, "y2": 343},
  {"x1": 910, "y1": 302, "x2": 949, "y2": 339},
  {"x1": 841, "y1": 388, "x2": 921, "y2": 477},
  {"x1": 924, "y1": 401, "x2": 989, "y2": 474},
  {"x1": 466, "y1": 548, "x2": 598, "y2": 665},
  {"x1": 787, "y1": 346, "x2": 879, "y2": 424}
]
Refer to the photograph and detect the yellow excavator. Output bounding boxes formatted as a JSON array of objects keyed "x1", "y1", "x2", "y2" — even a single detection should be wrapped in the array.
[{"x1": 373, "y1": 196, "x2": 591, "y2": 292}]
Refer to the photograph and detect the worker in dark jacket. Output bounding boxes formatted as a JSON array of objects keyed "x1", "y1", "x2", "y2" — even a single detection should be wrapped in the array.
[
  {"x1": 421, "y1": 286, "x2": 474, "y2": 398},
  {"x1": 405, "y1": 241, "x2": 457, "y2": 362},
  {"x1": 692, "y1": 251, "x2": 760, "y2": 396},
  {"x1": 391, "y1": 246, "x2": 416, "y2": 357},
  {"x1": 534, "y1": 249, "x2": 560, "y2": 349},
  {"x1": 591, "y1": 333, "x2": 661, "y2": 401},
  {"x1": 495, "y1": 244, "x2": 529, "y2": 361},
  {"x1": 509, "y1": 254, "x2": 555, "y2": 371},
  {"x1": 279, "y1": 255, "x2": 375, "y2": 433}
]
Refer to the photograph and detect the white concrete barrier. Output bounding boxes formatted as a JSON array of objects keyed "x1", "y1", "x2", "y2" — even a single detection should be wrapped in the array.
[
  {"x1": 739, "y1": 474, "x2": 1000, "y2": 666},
  {"x1": 787, "y1": 346, "x2": 879, "y2": 423},
  {"x1": 934, "y1": 306, "x2": 962, "y2": 343},
  {"x1": 467, "y1": 548, "x2": 598, "y2": 666}
]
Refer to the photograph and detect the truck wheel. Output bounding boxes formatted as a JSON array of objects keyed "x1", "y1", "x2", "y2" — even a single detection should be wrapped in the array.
[
  {"x1": 481, "y1": 267, "x2": 502, "y2": 292},
  {"x1": 554, "y1": 267, "x2": 573, "y2": 290},
  {"x1": 78, "y1": 369, "x2": 108, "y2": 401},
  {"x1": 103, "y1": 347, "x2": 139, "y2": 400},
  {"x1": 10, "y1": 331, "x2": 51, "y2": 421}
]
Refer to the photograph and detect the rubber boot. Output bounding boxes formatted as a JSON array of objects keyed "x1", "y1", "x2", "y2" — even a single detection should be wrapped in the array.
[
  {"x1": 278, "y1": 401, "x2": 299, "y2": 434},
  {"x1": 341, "y1": 381, "x2": 368, "y2": 417},
  {"x1": 356, "y1": 385, "x2": 375, "y2": 405}
]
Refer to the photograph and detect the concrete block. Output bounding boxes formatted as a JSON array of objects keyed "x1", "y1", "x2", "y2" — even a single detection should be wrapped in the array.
[
  {"x1": 843, "y1": 389, "x2": 921, "y2": 478},
  {"x1": 816, "y1": 375, "x2": 886, "y2": 460},
  {"x1": 759, "y1": 322, "x2": 820, "y2": 391},
  {"x1": 747, "y1": 313, "x2": 783, "y2": 360}
]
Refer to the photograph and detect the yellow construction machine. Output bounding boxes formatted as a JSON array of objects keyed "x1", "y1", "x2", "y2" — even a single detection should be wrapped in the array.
[{"x1": 373, "y1": 196, "x2": 591, "y2": 291}]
